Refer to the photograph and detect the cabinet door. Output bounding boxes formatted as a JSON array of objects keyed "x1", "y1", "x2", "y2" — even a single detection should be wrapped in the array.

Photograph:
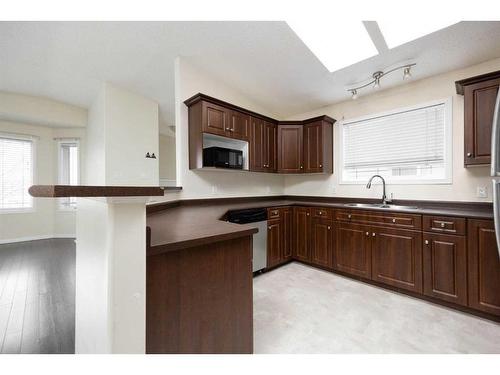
[
  {"x1": 267, "y1": 219, "x2": 282, "y2": 269},
  {"x1": 229, "y1": 110, "x2": 249, "y2": 140},
  {"x1": 423, "y1": 233, "x2": 467, "y2": 306},
  {"x1": 371, "y1": 227, "x2": 422, "y2": 293},
  {"x1": 334, "y1": 223, "x2": 371, "y2": 279},
  {"x1": 264, "y1": 121, "x2": 277, "y2": 172},
  {"x1": 277, "y1": 125, "x2": 303, "y2": 173},
  {"x1": 468, "y1": 219, "x2": 500, "y2": 316},
  {"x1": 293, "y1": 207, "x2": 311, "y2": 262},
  {"x1": 464, "y1": 78, "x2": 500, "y2": 165},
  {"x1": 202, "y1": 101, "x2": 229, "y2": 137},
  {"x1": 282, "y1": 207, "x2": 293, "y2": 260},
  {"x1": 303, "y1": 121, "x2": 323, "y2": 173},
  {"x1": 310, "y1": 218, "x2": 333, "y2": 268},
  {"x1": 249, "y1": 117, "x2": 266, "y2": 172}
]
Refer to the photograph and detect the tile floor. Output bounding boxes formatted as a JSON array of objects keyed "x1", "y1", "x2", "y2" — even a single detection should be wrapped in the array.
[{"x1": 253, "y1": 262, "x2": 500, "y2": 353}]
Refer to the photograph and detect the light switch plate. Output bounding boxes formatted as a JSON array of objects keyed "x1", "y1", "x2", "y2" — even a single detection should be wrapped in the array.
[{"x1": 477, "y1": 186, "x2": 487, "y2": 198}]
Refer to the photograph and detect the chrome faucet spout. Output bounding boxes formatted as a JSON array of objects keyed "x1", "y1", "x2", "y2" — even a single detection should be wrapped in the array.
[{"x1": 366, "y1": 174, "x2": 388, "y2": 205}]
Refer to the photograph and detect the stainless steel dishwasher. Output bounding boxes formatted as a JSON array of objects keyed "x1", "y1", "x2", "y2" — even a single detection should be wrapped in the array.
[{"x1": 227, "y1": 208, "x2": 268, "y2": 272}]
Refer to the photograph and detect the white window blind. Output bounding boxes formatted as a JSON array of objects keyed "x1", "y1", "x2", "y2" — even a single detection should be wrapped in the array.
[
  {"x1": 0, "y1": 136, "x2": 34, "y2": 211},
  {"x1": 58, "y1": 140, "x2": 79, "y2": 210},
  {"x1": 342, "y1": 101, "x2": 450, "y2": 184}
]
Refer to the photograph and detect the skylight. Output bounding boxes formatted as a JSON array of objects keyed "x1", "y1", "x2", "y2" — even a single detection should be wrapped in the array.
[
  {"x1": 287, "y1": 21, "x2": 378, "y2": 73},
  {"x1": 377, "y1": 21, "x2": 458, "y2": 49}
]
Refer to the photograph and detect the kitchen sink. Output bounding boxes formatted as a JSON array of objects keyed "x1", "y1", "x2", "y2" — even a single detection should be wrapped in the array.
[{"x1": 343, "y1": 203, "x2": 419, "y2": 210}]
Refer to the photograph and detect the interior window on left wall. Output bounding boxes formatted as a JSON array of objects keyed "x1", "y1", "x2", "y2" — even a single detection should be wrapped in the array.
[
  {"x1": 58, "y1": 139, "x2": 79, "y2": 210},
  {"x1": 0, "y1": 135, "x2": 34, "y2": 212}
]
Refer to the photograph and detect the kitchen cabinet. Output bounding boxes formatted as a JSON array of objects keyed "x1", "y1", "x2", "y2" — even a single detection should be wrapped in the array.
[
  {"x1": 282, "y1": 207, "x2": 293, "y2": 260},
  {"x1": 334, "y1": 223, "x2": 372, "y2": 279},
  {"x1": 310, "y1": 217, "x2": 333, "y2": 268},
  {"x1": 264, "y1": 121, "x2": 277, "y2": 172},
  {"x1": 468, "y1": 219, "x2": 500, "y2": 316},
  {"x1": 371, "y1": 227, "x2": 422, "y2": 293},
  {"x1": 277, "y1": 125, "x2": 303, "y2": 173},
  {"x1": 267, "y1": 219, "x2": 282, "y2": 268},
  {"x1": 456, "y1": 70, "x2": 500, "y2": 166},
  {"x1": 229, "y1": 110, "x2": 250, "y2": 140},
  {"x1": 294, "y1": 207, "x2": 311, "y2": 262},
  {"x1": 201, "y1": 101, "x2": 229, "y2": 137},
  {"x1": 423, "y1": 232, "x2": 467, "y2": 306},
  {"x1": 250, "y1": 117, "x2": 277, "y2": 173},
  {"x1": 303, "y1": 120, "x2": 332, "y2": 173}
]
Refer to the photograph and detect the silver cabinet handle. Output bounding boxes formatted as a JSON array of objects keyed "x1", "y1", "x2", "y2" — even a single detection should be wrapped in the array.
[
  {"x1": 372, "y1": 233, "x2": 376, "y2": 237},
  {"x1": 366, "y1": 232, "x2": 369, "y2": 236},
  {"x1": 306, "y1": 212, "x2": 310, "y2": 216},
  {"x1": 425, "y1": 240, "x2": 429, "y2": 245},
  {"x1": 327, "y1": 226, "x2": 331, "y2": 230},
  {"x1": 319, "y1": 211, "x2": 322, "y2": 215},
  {"x1": 319, "y1": 164, "x2": 323, "y2": 168},
  {"x1": 440, "y1": 222, "x2": 446, "y2": 228},
  {"x1": 300, "y1": 166, "x2": 303, "y2": 169},
  {"x1": 392, "y1": 218, "x2": 396, "y2": 223},
  {"x1": 348, "y1": 214, "x2": 352, "y2": 219},
  {"x1": 467, "y1": 152, "x2": 472, "y2": 157}
]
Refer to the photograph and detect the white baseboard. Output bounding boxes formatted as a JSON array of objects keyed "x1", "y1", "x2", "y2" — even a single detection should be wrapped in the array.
[{"x1": 0, "y1": 234, "x2": 76, "y2": 245}]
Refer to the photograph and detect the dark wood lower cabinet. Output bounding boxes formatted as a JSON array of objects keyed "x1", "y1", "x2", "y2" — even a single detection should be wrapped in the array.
[
  {"x1": 468, "y1": 219, "x2": 500, "y2": 316},
  {"x1": 267, "y1": 219, "x2": 282, "y2": 268},
  {"x1": 294, "y1": 207, "x2": 311, "y2": 262},
  {"x1": 371, "y1": 227, "x2": 423, "y2": 293},
  {"x1": 146, "y1": 236, "x2": 253, "y2": 353},
  {"x1": 423, "y1": 233, "x2": 467, "y2": 306},
  {"x1": 334, "y1": 223, "x2": 371, "y2": 279},
  {"x1": 310, "y1": 217, "x2": 333, "y2": 268},
  {"x1": 282, "y1": 207, "x2": 293, "y2": 260}
]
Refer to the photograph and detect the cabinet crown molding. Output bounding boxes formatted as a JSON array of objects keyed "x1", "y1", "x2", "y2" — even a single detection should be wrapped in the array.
[{"x1": 455, "y1": 69, "x2": 500, "y2": 95}]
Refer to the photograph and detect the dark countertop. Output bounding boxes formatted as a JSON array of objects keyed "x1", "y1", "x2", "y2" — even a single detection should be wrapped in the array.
[
  {"x1": 29, "y1": 184, "x2": 181, "y2": 197},
  {"x1": 146, "y1": 195, "x2": 493, "y2": 255}
]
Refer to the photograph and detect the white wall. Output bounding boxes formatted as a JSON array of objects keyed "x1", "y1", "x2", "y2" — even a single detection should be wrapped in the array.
[
  {"x1": 159, "y1": 134, "x2": 176, "y2": 185},
  {"x1": 87, "y1": 83, "x2": 159, "y2": 186},
  {"x1": 284, "y1": 58, "x2": 500, "y2": 203},
  {"x1": 0, "y1": 120, "x2": 85, "y2": 243},
  {"x1": 169, "y1": 57, "x2": 285, "y2": 200}
]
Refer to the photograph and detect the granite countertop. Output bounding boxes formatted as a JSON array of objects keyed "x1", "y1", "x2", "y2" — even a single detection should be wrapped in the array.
[{"x1": 146, "y1": 196, "x2": 493, "y2": 255}]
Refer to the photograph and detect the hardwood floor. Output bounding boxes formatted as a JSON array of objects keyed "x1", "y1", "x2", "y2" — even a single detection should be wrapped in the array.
[{"x1": 0, "y1": 239, "x2": 75, "y2": 354}]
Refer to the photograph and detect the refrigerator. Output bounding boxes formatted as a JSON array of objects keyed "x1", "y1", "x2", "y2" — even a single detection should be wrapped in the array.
[{"x1": 492, "y1": 89, "x2": 500, "y2": 254}]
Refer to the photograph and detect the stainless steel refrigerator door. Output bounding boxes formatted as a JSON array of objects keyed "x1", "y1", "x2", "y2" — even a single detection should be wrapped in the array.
[
  {"x1": 493, "y1": 179, "x2": 500, "y2": 254},
  {"x1": 491, "y1": 90, "x2": 500, "y2": 177}
]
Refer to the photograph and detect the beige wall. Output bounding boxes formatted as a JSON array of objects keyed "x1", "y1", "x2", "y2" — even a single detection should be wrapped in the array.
[
  {"x1": 284, "y1": 58, "x2": 500, "y2": 202},
  {"x1": 0, "y1": 120, "x2": 85, "y2": 243},
  {"x1": 159, "y1": 134, "x2": 176, "y2": 184}
]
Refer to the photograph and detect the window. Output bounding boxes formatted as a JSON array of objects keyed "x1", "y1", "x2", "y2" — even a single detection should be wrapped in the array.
[
  {"x1": 340, "y1": 99, "x2": 452, "y2": 184},
  {"x1": 58, "y1": 140, "x2": 79, "y2": 210},
  {"x1": 0, "y1": 135, "x2": 34, "y2": 212}
]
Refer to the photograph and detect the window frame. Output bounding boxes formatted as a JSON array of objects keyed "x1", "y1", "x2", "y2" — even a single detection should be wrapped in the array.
[
  {"x1": 338, "y1": 97, "x2": 453, "y2": 185},
  {"x1": 0, "y1": 133, "x2": 36, "y2": 214},
  {"x1": 57, "y1": 138, "x2": 80, "y2": 211}
]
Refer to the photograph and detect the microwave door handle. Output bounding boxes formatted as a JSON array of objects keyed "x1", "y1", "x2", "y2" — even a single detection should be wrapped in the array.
[
  {"x1": 494, "y1": 180, "x2": 500, "y2": 256},
  {"x1": 491, "y1": 89, "x2": 500, "y2": 177}
]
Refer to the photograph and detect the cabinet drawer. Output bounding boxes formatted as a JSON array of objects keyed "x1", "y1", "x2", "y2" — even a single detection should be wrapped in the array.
[
  {"x1": 267, "y1": 208, "x2": 281, "y2": 219},
  {"x1": 335, "y1": 210, "x2": 369, "y2": 223},
  {"x1": 423, "y1": 215, "x2": 466, "y2": 235},
  {"x1": 311, "y1": 207, "x2": 333, "y2": 219},
  {"x1": 335, "y1": 209, "x2": 421, "y2": 229}
]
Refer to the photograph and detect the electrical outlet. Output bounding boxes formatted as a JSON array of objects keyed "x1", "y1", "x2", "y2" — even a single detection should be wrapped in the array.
[{"x1": 477, "y1": 186, "x2": 488, "y2": 198}]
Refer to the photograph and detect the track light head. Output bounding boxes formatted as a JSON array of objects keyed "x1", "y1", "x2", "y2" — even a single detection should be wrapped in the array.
[
  {"x1": 351, "y1": 89, "x2": 358, "y2": 100},
  {"x1": 403, "y1": 66, "x2": 412, "y2": 80}
]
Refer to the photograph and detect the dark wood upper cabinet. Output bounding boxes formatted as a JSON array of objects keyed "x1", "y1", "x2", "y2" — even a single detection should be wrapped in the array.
[
  {"x1": 310, "y1": 217, "x2": 333, "y2": 268},
  {"x1": 267, "y1": 218, "x2": 282, "y2": 269},
  {"x1": 277, "y1": 125, "x2": 303, "y2": 173},
  {"x1": 303, "y1": 120, "x2": 333, "y2": 173},
  {"x1": 334, "y1": 223, "x2": 372, "y2": 279},
  {"x1": 423, "y1": 232, "x2": 467, "y2": 306},
  {"x1": 293, "y1": 207, "x2": 311, "y2": 262},
  {"x1": 185, "y1": 94, "x2": 335, "y2": 173},
  {"x1": 456, "y1": 70, "x2": 500, "y2": 166},
  {"x1": 467, "y1": 219, "x2": 500, "y2": 317},
  {"x1": 264, "y1": 121, "x2": 277, "y2": 172},
  {"x1": 229, "y1": 110, "x2": 250, "y2": 140},
  {"x1": 371, "y1": 227, "x2": 423, "y2": 293}
]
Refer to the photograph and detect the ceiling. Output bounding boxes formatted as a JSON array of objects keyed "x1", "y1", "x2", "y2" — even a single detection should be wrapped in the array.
[{"x1": 1, "y1": 21, "x2": 500, "y2": 131}]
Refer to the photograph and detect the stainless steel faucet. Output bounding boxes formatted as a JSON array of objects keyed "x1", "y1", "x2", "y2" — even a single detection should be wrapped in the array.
[{"x1": 366, "y1": 175, "x2": 389, "y2": 205}]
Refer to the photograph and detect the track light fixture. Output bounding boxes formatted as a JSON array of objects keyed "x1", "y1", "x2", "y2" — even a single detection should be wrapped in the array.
[{"x1": 347, "y1": 63, "x2": 416, "y2": 99}]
